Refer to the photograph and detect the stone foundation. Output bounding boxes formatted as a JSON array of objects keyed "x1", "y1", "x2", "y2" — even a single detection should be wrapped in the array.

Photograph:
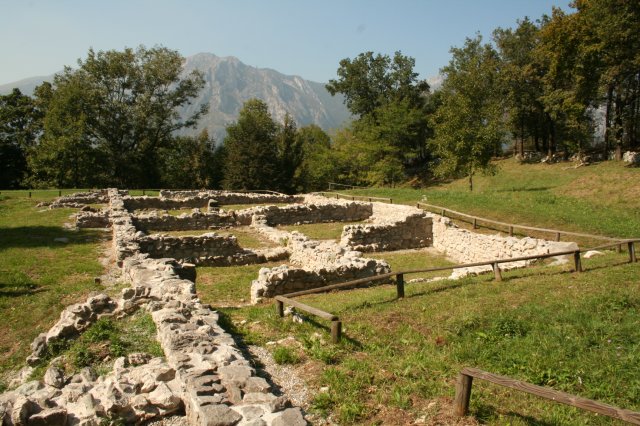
[
  {"x1": 341, "y1": 203, "x2": 433, "y2": 252},
  {"x1": 426, "y1": 212, "x2": 578, "y2": 276}
]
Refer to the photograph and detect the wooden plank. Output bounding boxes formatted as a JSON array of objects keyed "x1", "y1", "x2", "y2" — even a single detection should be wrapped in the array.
[
  {"x1": 461, "y1": 368, "x2": 640, "y2": 424},
  {"x1": 284, "y1": 274, "x2": 394, "y2": 298},
  {"x1": 275, "y1": 296, "x2": 338, "y2": 321}
]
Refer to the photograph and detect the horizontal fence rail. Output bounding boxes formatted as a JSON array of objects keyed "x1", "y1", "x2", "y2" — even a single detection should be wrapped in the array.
[
  {"x1": 454, "y1": 367, "x2": 640, "y2": 424},
  {"x1": 275, "y1": 239, "x2": 639, "y2": 342},
  {"x1": 327, "y1": 182, "x2": 372, "y2": 190},
  {"x1": 315, "y1": 191, "x2": 393, "y2": 204},
  {"x1": 417, "y1": 201, "x2": 622, "y2": 243}
]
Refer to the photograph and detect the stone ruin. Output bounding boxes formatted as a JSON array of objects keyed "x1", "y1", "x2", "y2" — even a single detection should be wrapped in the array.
[{"x1": 1, "y1": 188, "x2": 578, "y2": 425}]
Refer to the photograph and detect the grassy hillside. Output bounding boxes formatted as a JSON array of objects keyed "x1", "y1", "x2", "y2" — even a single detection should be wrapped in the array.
[{"x1": 345, "y1": 159, "x2": 640, "y2": 239}]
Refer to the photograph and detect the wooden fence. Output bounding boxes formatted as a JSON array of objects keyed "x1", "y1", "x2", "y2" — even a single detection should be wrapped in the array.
[
  {"x1": 275, "y1": 239, "x2": 639, "y2": 343},
  {"x1": 315, "y1": 191, "x2": 393, "y2": 204},
  {"x1": 417, "y1": 201, "x2": 622, "y2": 243},
  {"x1": 454, "y1": 367, "x2": 640, "y2": 424}
]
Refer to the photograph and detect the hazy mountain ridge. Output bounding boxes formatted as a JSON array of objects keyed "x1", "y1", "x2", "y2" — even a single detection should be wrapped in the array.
[{"x1": 0, "y1": 53, "x2": 352, "y2": 142}]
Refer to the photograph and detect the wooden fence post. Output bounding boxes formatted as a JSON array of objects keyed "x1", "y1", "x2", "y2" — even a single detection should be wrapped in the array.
[
  {"x1": 555, "y1": 232, "x2": 561, "y2": 242},
  {"x1": 453, "y1": 372, "x2": 473, "y2": 417},
  {"x1": 629, "y1": 242, "x2": 637, "y2": 263},
  {"x1": 28, "y1": 191, "x2": 31, "y2": 198},
  {"x1": 509, "y1": 226, "x2": 514, "y2": 237},
  {"x1": 331, "y1": 320, "x2": 342, "y2": 343},
  {"x1": 573, "y1": 251, "x2": 582, "y2": 272},
  {"x1": 493, "y1": 263, "x2": 502, "y2": 281},
  {"x1": 473, "y1": 218, "x2": 477, "y2": 229},
  {"x1": 276, "y1": 299, "x2": 284, "y2": 317},
  {"x1": 617, "y1": 244, "x2": 622, "y2": 253},
  {"x1": 396, "y1": 274, "x2": 405, "y2": 298}
]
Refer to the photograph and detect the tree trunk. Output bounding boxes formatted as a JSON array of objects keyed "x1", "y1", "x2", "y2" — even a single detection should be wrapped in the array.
[
  {"x1": 604, "y1": 84, "x2": 613, "y2": 157},
  {"x1": 614, "y1": 88, "x2": 624, "y2": 161}
]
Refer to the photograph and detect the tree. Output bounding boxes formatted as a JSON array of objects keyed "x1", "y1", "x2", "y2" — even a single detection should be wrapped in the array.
[
  {"x1": 494, "y1": 18, "x2": 547, "y2": 156},
  {"x1": 295, "y1": 124, "x2": 335, "y2": 191},
  {"x1": 223, "y1": 99, "x2": 279, "y2": 190},
  {"x1": 36, "y1": 45, "x2": 207, "y2": 187},
  {"x1": 430, "y1": 36, "x2": 505, "y2": 191},
  {"x1": 0, "y1": 89, "x2": 42, "y2": 188},
  {"x1": 159, "y1": 130, "x2": 220, "y2": 189},
  {"x1": 275, "y1": 113, "x2": 303, "y2": 194},
  {"x1": 326, "y1": 51, "x2": 432, "y2": 184},
  {"x1": 573, "y1": 0, "x2": 640, "y2": 158}
]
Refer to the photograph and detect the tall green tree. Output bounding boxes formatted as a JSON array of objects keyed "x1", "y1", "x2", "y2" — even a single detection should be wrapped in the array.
[
  {"x1": 275, "y1": 113, "x2": 303, "y2": 194},
  {"x1": 574, "y1": 0, "x2": 640, "y2": 158},
  {"x1": 326, "y1": 51, "x2": 431, "y2": 184},
  {"x1": 295, "y1": 124, "x2": 334, "y2": 192},
  {"x1": 36, "y1": 45, "x2": 207, "y2": 187},
  {"x1": 223, "y1": 99, "x2": 279, "y2": 190},
  {"x1": 494, "y1": 18, "x2": 548, "y2": 156},
  {"x1": 0, "y1": 89, "x2": 42, "y2": 188},
  {"x1": 430, "y1": 36, "x2": 506, "y2": 191},
  {"x1": 159, "y1": 130, "x2": 220, "y2": 189}
]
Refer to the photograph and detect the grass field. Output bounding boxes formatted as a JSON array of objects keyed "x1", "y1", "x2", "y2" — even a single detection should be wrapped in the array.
[
  {"x1": 278, "y1": 221, "x2": 366, "y2": 241},
  {"x1": 1, "y1": 161, "x2": 639, "y2": 424},
  {"x1": 345, "y1": 159, "x2": 640, "y2": 239},
  {"x1": 0, "y1": 192, "x2": 105, "y2": 385}
]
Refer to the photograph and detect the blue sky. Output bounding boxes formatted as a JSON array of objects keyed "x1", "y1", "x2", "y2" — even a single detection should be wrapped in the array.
[{"x1": 0, "y1": 0, "x2": 571, "y2": 86}]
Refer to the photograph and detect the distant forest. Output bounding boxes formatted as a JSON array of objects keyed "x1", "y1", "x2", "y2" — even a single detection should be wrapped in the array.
[{"x1": 1, "y1": 0, "x2": 638, "y2": 191}]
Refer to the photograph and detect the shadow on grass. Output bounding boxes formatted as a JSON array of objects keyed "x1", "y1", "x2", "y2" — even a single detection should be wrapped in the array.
[
  {"x1": 473, "y1": 403, "x2": 557, "y2": 426},
  {"x1": 496, "y1": 186, "x2": 554, "y2": 193},
  {"x1": 0, "y1": 283, "x2": 47, "y2": 298},
  {"x1": 0, "y1": 226, "x2": 103, "y2": 251}
]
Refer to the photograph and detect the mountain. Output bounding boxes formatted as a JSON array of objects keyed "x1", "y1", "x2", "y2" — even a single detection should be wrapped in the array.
[
  {"x1": 0, "y1": 74, "x2": 56, "y2": 96},
  {"x1": 181, "y1": 53, "x2": 352, "y2": 141},
  {"x1": 0, "y1": 53, "x2": 352, "y2": 142}
]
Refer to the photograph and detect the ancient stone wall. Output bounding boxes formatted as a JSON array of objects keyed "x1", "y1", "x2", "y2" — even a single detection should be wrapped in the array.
[
  {"x1": 426, "y1": 212, "x2": 578, "y2": 276},
  {"x1": 160, "y1": 189, "x2": 303, "y2": 205},
  {"x1": 132, "y1": 201, "x2": 372, "y2": 232},
  {"x1": 341, "y1": 211, "x2": 432, "y2": 252},
  {"x1": 250, "y1": 215, "x2": 390, "y2": 303},
  {"x1": 123, "y1": 195, "x2": 214, "y2": 211}
]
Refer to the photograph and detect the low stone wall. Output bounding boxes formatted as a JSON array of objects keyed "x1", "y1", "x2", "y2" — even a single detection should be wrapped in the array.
[
  {"x1": 133, "y1": 210, "x2": 250, "y2": 232},
  {"x1": 160, "y1": 189, "x2": 303, "y2": 205},
  {"x1": 341, "y1": 205, "x2": 432, "y2": 252},
  {"x1": 250, "y1": 215, "x2": 390, "y2": 303},
  {"x1": 426, "y1": 212, "x2": 578, "y2": 276},
  {"x1": 123, "y1": 195, "x2": 214, "y2": 211},
  {"x1": 133, "y1": 201, "x2": 372, "y2": 232},
  {"x1": 76, "y1": 210, "x2": 111, "y2": 228},
  {"x1": 39, "y1": 189, "x2": 114, "y2": 209},
  {"x1": 136, "y1": 232, "x2": 288, "y2": 266}
]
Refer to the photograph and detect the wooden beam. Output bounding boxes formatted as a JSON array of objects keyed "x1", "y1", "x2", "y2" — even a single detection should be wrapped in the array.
[
  {"x1": 459, "y1": 368, "x2": 640, "y2": 424},
  {"x1": 274, "y1": 296, "x2": 338, "y2": 321}
]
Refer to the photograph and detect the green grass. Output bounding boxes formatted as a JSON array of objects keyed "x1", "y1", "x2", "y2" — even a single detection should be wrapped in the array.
[
  {"x1": 197, "y1": 261, "x2": 288, "y2": 307},
  {"x1": 279, "y1": 221, "x2": 366, "y2": 241},
  {"x1": 219, "y1": 251, "x2": 639, "y2": 424},
  {"x1": 0, "y1": 193, "x2": 105, "y2": 381},
  {"x1": 368, "y1": 248, "x2": 456, "y2": 281},
  {"x1": 344, "y1": 159, "x2": 640, "y2": 239}
]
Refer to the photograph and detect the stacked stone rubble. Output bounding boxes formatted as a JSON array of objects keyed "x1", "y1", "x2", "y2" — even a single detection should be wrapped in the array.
[{"x1": 160, "y1": 189, "x2": 303, "y2": 205}]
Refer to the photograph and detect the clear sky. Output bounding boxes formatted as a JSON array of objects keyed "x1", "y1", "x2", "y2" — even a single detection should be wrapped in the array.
[{"x1": 0, "y1": 0, "x2": 572, "y2": 86}]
